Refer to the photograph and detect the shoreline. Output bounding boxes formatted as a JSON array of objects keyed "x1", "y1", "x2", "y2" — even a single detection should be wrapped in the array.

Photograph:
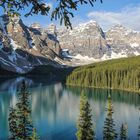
[{"x1": 66, "y1": 83, "x2": 140, "y2": 94}]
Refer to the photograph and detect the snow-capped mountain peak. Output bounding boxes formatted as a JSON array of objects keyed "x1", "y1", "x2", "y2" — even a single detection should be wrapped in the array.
[
  {"x1": 58, "y1": 21, "x2": 140, "y2": 62},
  {"x1": 0, "y1": 14, "x2": 62, "y2": 73}
]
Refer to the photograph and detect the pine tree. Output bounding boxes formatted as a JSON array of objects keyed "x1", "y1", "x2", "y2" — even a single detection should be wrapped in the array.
[
  {"x1": 76, "y1": 92, "x2": 95, "y2": 140},
  {"x1": 103, "y1": 94, "x2": 117, "y2": 140},
  {"x1": 66, "y1": 56, "x2": 140, "y2": 93},
  {"x1": 8, "y1": 107, "x2": 18, "y2": 139},
  {"x1": 9, "y1": 81, "x2": 39, "y2": 140},
  {"x1": 15, "y1": 80, "x2": 33, "y2": 139},
  {"x1": 31, "y1": 128, "x2": 40, "y2": 140},
  {"x1": 120, "y1": 123, "x2": 128, "y2": 140}
]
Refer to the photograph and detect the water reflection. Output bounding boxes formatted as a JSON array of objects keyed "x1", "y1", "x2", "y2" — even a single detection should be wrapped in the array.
[
  {"x1": 0, "y1": 77, "x2": 33, "y2": 94},
  {"x1": 0, "y1": 77, "x2": 140, "y2": 139},
  {"x1": 9, "y1": 81, "x2": 39, "y2": 139}
]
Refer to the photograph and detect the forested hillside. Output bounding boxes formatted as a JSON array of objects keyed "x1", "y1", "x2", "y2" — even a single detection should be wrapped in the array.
[{"x1": 66, "y1": 56, "x2": 140, "y2": 93}]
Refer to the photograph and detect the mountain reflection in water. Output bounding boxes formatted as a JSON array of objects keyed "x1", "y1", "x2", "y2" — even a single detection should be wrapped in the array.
[{"x1": 0, "y1": 76, "x2": 140, "y2": 140}]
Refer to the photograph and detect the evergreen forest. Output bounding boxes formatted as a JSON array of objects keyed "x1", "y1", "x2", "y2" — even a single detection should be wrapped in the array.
[{"x1": 66, "y1": 56, "x2": 140, "y2": 93}]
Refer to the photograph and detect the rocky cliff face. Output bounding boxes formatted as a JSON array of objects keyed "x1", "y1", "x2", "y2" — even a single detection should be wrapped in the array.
[
  {"x1": 0, "y1": 14, "x2": 63, "y2": 73},
  {"x1": 106, "y1": 25, "x2": 140, "y2": 57},
  {"x1": 1, "y1": 14, "x2": 140, "y2": 73},
  {"x1": 58, "y1": 21, "x2": 108, "y2": 59},
  {"x1": 58, "y1": 21, "x2": 140, "y2": 60}
]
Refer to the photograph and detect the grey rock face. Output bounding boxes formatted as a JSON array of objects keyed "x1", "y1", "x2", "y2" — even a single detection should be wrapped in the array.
[
  {"x1": 58, "y1": 21, "x2": 140, "y2": 59},
  {"x1": 106, "y1": 25, "x2": 140, "y2": 57},
  {"x1": 0, "y1": 14, "x2": 62, "y2": 73},
  {"x1": 1, "y1": 14, "x2": 140, "y2": 73},
  {"x1": 58, "y1": 21, "x2": 108, "y2": 59}
]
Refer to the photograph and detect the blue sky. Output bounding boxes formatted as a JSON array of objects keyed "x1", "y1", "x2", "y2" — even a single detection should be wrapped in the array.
[{"x1": 1, "y1": 0, "x2": 140, "y2": 30}]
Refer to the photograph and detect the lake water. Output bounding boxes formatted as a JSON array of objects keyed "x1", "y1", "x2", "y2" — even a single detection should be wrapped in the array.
[{"x1": 0, "y1": 76, "x2": 140, "y2": 140}]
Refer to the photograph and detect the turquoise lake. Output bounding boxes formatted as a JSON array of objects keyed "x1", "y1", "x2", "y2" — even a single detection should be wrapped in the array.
[{"x1": 0, "y1": 76, "x2": 140, "y2": 140}]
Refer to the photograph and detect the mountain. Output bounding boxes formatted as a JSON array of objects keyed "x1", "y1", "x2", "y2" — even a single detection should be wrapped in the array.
[
  {"x1": 1, "y1": 14, "x2": 140, "y2": 74},
  {"x1": 58, "y1": 21, "x2": 140, "y2": 61},
  {"x1": 106, "y1": 25, "x2": 140, "y2": 57},
  {"x1": 0, "y1": 14, "x2": 65, "y2": 74},
  {"x1": 58, "y1": 21, "x2": 107, "y2": 59}
]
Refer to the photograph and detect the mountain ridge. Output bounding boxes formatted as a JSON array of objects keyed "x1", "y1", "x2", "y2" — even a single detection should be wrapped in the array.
[
  {"x1": 0, "y1": 14, "x2": 66, "y2": 74},
  {"x1": 0, "y1": 14, "x2": 140, "y2": 74},
  {"x1": 57, "y1": 20, "x2": 140, "y2": 61}
]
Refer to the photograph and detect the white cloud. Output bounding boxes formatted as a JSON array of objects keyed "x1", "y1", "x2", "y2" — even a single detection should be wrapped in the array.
[
  {"x1": 87, "y1": 4, "x2": 140, "y2": 31},
  {"x1": 45, "y1": 2, "x2": 53, "y2": 9}
]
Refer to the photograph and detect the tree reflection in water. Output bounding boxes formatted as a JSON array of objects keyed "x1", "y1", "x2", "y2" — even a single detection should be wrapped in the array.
[{"x1": 8, "y1": 81, "x2": 39, "y2": 140}]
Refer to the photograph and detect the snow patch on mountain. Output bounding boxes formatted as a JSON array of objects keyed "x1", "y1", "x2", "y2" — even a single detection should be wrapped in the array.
[
  {"x1": 73, "y1": 54, "x2": 96, "y2": 61},
  {"x1": 10, "y1": 39, "x2": 21, "y2": 50},
  {"x1": 0, "y1": 57, "x2": 10, "y2": 66},
  {"x1": 101, "y1": 51, "x2": 127, "y2": 61},
  {"x1": 130, "y1": 43, "x2": 139, "y2": 48},
  {"x1": 134, "y1": 51, "x2": 140, "y2": 56},
  {"x1": 29, "y1": 39, "x2": 35, "y2": 49},
  {"x1": 54, "y1": 57, "x2": 66, "y2": 65},
  {"x1": 37, "y1": 58, "x2": 43, "y2": 65},
  {"x1": 61, "y1": 49, "x2": 72, "y2": 58},
  {"x1": 8, "y1": 51, "x2": 17, "y2": 62},
  {"x1": 15, "y1": 67, "x2": 25, "y2": 73}
]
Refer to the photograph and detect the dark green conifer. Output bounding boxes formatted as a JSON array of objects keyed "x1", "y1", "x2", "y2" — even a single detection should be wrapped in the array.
[
  {"x1": 8, "y1": 107, "x2": 17, "y2": 139},
  {"x1": 66, "y1": 56, "x2": 140, "y2": 92},
  {"x1": 120, "y1": 123, "x2": 128, "y2": 140},
  {"x1": 103, "y1": 94, "x2": 117, "y2": 140},
  {"x1": 9, "y1": 81, "x2": 39, "y2": 140},
  {"x1": 76, "y1": 92, "x2": 95, "y2": 140},
  {"x1": 31, "y1": 128, "x2": 40, "y2": 140},
  {"x1": 15, "y1": 80, "x2": 33, "y2": 139}
]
